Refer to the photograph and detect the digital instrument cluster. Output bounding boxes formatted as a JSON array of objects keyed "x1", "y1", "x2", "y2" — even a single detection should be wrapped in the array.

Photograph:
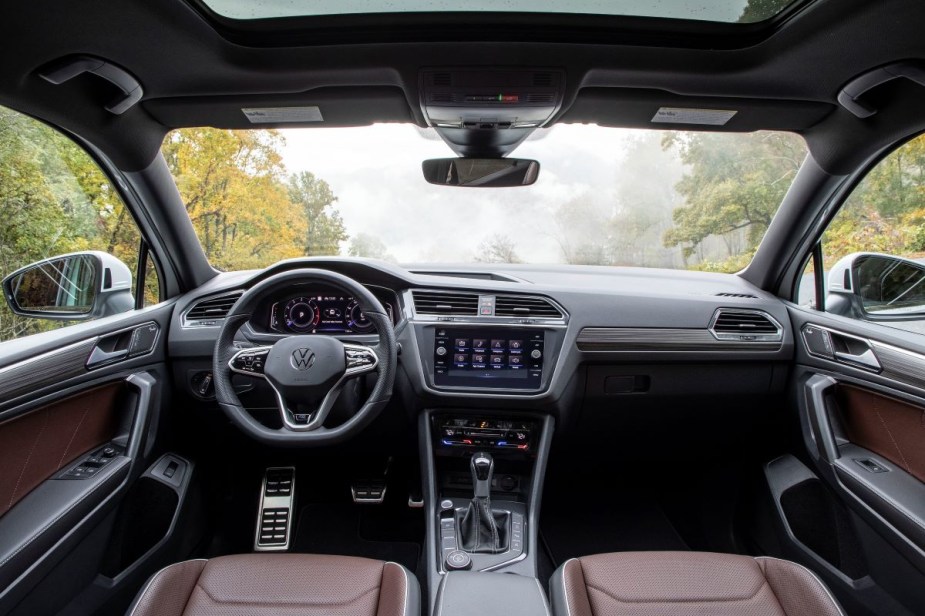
[{"x1": 268, "y1": 291, "x2": 394, "y2": 334}]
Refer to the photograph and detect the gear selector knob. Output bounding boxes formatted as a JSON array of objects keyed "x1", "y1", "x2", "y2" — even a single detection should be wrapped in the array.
[{"x1": 471, "y1": 452, "x2": 494, "y2": 498}]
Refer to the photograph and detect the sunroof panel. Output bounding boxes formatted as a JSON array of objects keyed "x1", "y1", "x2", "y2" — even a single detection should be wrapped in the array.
[{"x1": 201, "y1": 0, "x2": 799, "y2": 24}]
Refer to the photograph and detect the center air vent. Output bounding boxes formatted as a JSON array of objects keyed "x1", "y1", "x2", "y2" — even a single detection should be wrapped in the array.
[
  {"x1": 495, "y1": 295, "x2": 563, "y2": 319},
  {"x1": 710, "y1": 309, "x2": 782, "y2": 342},
  {"x1": 411, "y1": 290, "x2": 479, "y2": 316},
  {"x1": 184, "y1": 291, "x2": 243, "y2": 326}
]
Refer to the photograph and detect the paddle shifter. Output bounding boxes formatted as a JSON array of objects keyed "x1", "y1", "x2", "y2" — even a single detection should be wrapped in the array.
[{"x1": 458, "y1": 452, "x2": 510, "y2": 554}]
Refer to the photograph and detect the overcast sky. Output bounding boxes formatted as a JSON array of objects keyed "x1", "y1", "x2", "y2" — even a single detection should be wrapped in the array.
[{"x1": 278, "y1": 124, "x2": 664, "y2": 264}]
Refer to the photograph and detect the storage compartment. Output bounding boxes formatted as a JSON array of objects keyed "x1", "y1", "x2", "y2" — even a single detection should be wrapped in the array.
[
  {"x1": 765, "y1": 455, "x2": 868, "y2": 580},
  {"x1": 779, "y1": 478, "x2": 867, "y2": 579},
  {"x1": 99, "y1": 454, "x2": 191, "y2": 578}
]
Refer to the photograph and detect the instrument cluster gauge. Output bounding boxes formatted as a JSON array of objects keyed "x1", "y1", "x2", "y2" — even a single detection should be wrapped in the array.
[
  {"x1": 346, "y1": 299, "x2": 375, "y2": 333},
  {"x1": 280, "y1": 296, "x2": 320, "y2": 333},
  {"x1": 268, "y1": 291, "x2": 395, "y2": 334}
]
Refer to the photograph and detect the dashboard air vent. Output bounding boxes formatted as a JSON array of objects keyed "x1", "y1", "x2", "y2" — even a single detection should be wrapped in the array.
[
  {"x1": 432, "y1": 72, "x2": 452, "y2": 87},
  {"x1": 185, "y1": 292, "x2": 243, "y2": 323},
  {"x1": 710, "y1": 309, "x2": 781, "y2": 341},
  {"x1": 715, "y1": 292, "x2": 758, "y2": 299},
  {"x1": 412, "y1": 290, "x2": 479, "y2": 316},
  {"x1": 494, "y1": 295, "x2": 563, "y2": 319}
]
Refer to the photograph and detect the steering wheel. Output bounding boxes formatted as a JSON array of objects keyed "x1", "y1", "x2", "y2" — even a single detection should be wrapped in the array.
[{"x1": 212, "y1": 269, "x2": 397, "y2": 446}]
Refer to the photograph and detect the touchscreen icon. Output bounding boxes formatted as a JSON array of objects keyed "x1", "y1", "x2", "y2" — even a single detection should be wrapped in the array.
[
  {"x1": 509, "y1": 340, "x2": 523, "y2": 350},
  {"x1": 472, "y1": 339, "x2": 487, "y2": 349},
  {"x1": 509, "y1": 355, "x2": 523, "y2": 366},
  {"x1": 490, "y1": 354, "x2": 505, "y2": 365},
  {"x1": 472, "y1": 354, "x2": 487, "y2": 367},
  {"x1": 455, "y1": 338, "x2": 468, "y2": 349},
  {"x1": 491, "y1": 339, "x2": 505, "y2": 350},
  {"x1": 454, "y1": 354, "x2": 468, "y2": 364}
]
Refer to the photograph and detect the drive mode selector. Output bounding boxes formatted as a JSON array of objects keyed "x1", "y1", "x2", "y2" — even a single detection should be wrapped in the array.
[{"x1": 445, "y1": 550, "x2": 472, "y2": 571}]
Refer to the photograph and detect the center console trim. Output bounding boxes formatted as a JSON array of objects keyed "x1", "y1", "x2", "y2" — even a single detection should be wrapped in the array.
[{"x1": 419, "y1": 409, "x2": 555, "y2": 611}]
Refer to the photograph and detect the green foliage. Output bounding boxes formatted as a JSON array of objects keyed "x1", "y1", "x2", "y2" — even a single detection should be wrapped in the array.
[
  {"x1": 662, "y1": 131, "x2": 806, "y2": 269},
  {"x1": 822, "y1": 134, "x2": 925, "y2": 263},
  {"x1": 0, "y1": 106, "x2": 156, "y2": 342},
  {"x1": 288, "y1": 171, "x2": 347, "y2": 256}
]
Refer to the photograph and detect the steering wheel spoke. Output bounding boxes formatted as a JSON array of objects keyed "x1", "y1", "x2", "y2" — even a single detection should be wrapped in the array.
[
  {"x1": 344, "y1": 343, "x2": 379, "y2": 376},
  {"x1": 228, "y1": 345, "x2": 273, "y2": 377}
]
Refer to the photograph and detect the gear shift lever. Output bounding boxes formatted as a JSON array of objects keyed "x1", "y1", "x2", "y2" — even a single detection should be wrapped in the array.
[
  {"x1": 472, "y1": 452, "x2": 494, "y2": 498},
  {"x1": 458, "y1": 452, "x2": 509, "y2": 553}
]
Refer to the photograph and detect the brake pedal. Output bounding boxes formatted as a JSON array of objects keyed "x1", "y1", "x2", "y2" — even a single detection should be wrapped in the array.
[
  {"x1": 254, "y1": 467, "x2": 295, "y2": 551},
  {"x1": 351, "y1": 457, "x2": 390, "y2": 504}
]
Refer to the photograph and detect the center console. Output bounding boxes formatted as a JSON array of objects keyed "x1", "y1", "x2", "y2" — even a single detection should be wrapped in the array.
[{"x1": 420, "y1": 410, "x2": 554, "y2": 613}]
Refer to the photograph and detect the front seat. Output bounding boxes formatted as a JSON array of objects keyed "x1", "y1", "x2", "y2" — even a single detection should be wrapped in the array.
[
  {"x1": 549, "y1": 551, "x2": 844, "y2": 616},
  {"x1": 126, "y1": 553, "x2": 420, "y2": 616}
]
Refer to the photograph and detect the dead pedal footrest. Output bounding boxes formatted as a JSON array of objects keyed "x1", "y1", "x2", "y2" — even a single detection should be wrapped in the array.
[{"x1": 255, "y1": 467, "x2": 295, "y2": 551}]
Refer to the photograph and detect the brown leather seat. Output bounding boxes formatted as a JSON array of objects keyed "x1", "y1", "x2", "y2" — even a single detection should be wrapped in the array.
[
  {"x1": 549, "y1": 551, "x2": 844, "y2": 616},
  {"x1": 126, "y1": 553, "x2": 420, "y2": 616}
]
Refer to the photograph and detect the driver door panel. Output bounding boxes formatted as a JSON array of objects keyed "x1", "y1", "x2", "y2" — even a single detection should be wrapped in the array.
[{"x1": 0, "y1": 303, "x2": 179, "y2": 615}]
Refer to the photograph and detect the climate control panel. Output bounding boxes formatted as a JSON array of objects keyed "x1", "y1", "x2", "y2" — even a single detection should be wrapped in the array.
[{"x1": 434, "y1": 417, "x2": 536, "y2": 454}]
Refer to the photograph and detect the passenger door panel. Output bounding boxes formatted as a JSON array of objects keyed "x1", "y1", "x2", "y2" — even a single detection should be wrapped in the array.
[{"x1": 771, "y1": 305, "x2": 925, "y2": 614}]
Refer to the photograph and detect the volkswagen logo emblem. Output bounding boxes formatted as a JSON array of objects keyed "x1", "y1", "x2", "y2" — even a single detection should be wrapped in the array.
[{"x1": 291, "y1": 348, "x2": 315, "y2": 371}]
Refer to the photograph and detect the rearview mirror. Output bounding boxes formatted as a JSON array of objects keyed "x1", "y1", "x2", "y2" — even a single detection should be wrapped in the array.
[
  {"x1": 422, "y1": 158, "x2": 540, "y2": 187},
  {"x1": 2, "y1": 251, "x2": 134, "y2": 321},
  {"x1": 828, "y1": 252, "x2": 925, "y2": 319}
]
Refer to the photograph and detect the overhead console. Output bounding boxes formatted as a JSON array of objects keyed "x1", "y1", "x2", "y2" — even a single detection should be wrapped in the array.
[{"x1": 420, "y1": 68, "x2": 566, "y2": 157}]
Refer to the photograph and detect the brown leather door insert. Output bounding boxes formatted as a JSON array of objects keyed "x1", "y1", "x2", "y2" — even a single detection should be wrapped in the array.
[
  {"x1": 0, "y1": 382, "x2": 124, "y2": 517},
  {"x1": 835, "y1": 384, "x2": 925, "y2": 483}
]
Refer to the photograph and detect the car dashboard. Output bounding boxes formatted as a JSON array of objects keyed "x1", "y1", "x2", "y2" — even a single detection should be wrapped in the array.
[{"x1": 168, "y1": 257, "x2": 794, "y2": 410}]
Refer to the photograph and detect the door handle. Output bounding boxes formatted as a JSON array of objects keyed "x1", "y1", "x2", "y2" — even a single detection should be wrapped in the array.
[{"x1": 834, "y1": 347, "x2": 882, "y2": 372}]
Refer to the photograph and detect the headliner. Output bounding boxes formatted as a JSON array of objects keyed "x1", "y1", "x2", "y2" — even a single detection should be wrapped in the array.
[{"x1": 1, "y1": 0, "x2": 924, "y2": 174}]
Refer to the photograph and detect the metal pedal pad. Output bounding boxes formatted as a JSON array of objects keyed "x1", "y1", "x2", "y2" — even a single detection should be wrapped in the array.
[
  {"x1": 255, "y1": 466, "x2": 294, "y2": 551},
  {"x1": 351, "y1": 480, "x2": 387, "y2": 504},
  {"x1": 351, "y1": 457, "x2": 390, "y2": 504}
]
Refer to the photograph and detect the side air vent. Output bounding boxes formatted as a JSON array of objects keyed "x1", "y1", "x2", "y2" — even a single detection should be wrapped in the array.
[
  {"x1": 533, "y1": 72, "x2": 554, "y2": 87},
  {"x1": 710, "y1": 309, "x2": 782, "y2": 342},
  {"x1": 526, "y1": 93, "x2": 555, "y2": 103},
  {"x1": 432, "y1": 72, "x2": 452, "y2": 87},
  {"x1": 184, "y1": 291, "x2": 243, "y2": 325},
  {"x1": 715, "y1": 292, "x2": 758, "y2": 299},
  {"x1": 495, "y1": 295, "x2": 563, "y2": 319},
  {"x1": 411, "y1": 290, "x2": 479, "y2": 316}
]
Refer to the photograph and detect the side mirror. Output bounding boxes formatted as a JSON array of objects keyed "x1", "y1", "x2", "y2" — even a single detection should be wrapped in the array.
[
  {"x1": 1, "y1": 251, "x2": 133, "y2": 321},
  {"x1": 827, "y1": 252, "x2": 925, "y2": 319},
  {"x1": 422, "y1": 158, "x2": 539, "y2": 187}
]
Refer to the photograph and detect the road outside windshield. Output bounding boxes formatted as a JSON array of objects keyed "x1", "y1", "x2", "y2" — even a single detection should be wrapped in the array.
[{"x1": 164, "y1": 125, "x2": 807, "y2": 272}]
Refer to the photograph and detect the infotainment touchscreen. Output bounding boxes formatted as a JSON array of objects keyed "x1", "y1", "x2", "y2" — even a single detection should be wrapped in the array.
[{"x1": 433, "y1": 327, "x2": 544, "y2": 390}]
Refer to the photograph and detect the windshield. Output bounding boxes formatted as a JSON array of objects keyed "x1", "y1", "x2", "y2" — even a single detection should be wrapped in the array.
[{"x1": 164, "y1": 125, "x2": 807, "y2": 272}]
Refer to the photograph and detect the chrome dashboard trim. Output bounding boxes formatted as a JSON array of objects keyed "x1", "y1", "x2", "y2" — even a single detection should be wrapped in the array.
[{"x1": 576, "y1": 327, "x2": 783, "y2": 352}]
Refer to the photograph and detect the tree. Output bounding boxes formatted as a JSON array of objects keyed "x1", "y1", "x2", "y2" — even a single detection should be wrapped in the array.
[
  {"x1": 348, "y1": 233, "x2": 395, "y2": 261},
  {"x1": 739, "y1": 0, "x2": 794, "y2": 22},
  {"x1": 163, "y1": 128, "x2": 308, "y2": 270},
  {"x1": 288, "y1": 171, "x2": 347, "y2": 256},
  {"x1": 661, "y1": 131, "x2": 806, "y2": 269},
  {"x1": 476, "y1": 234, "x2": 521, "y2": 264}
]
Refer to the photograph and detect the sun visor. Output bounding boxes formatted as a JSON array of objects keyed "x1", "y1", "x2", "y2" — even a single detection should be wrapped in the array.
[
  {"x1": 560, "y1": 88, "x2": 833, "y2": 132},
  {"x1": 143, "y1": 86, "x2": 416, "y2": 128}
]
